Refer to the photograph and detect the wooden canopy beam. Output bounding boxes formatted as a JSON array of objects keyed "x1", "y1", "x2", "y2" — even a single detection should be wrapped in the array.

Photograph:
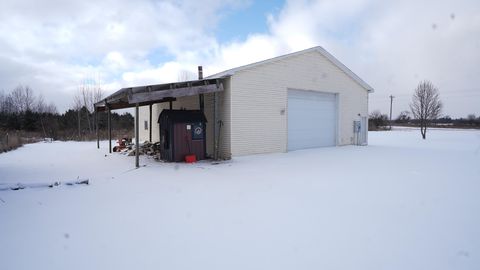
[
  {"x1": 128, "y1": 83, "x2": 223, "y2": 104},
  {"x1": 149, "y1": 104, "x2": 152, "y2": 142},
  {"x1": 95, "y1": 97, "x2": 176, "y2": 112},
  {"x1": 94, "y1": 78, "x2": 223, "y2": 112}
]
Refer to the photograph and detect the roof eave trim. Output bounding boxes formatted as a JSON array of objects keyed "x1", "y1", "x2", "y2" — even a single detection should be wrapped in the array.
[
  {"x1": 206, "y1": 46, "x2": 374, "y2": 93},
  {"x1": 313, "y1": 47, "x2": 374, "y2": 93}
]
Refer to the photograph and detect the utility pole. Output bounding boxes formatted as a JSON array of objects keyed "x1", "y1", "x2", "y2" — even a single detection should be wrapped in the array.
[{"x1": 389, "y1": 95, "x2": 395, "y2": 130}]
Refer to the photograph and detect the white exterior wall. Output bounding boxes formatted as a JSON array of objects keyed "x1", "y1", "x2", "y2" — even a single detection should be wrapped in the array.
[
  {"x1": 138, "y1": 96, "x2": 202, "y2": 142},
  {"x1": 216, "y1": 77, "x2": 232, "y2": 159},
  {"x1": 138, "y1": 105, "x2": 161, "y2": 143},
  {"x1": 229, "y1": 50, "x2": 369, "y2": 156}
]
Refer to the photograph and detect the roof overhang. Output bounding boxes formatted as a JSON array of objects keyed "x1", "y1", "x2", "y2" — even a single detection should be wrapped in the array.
[{"x1": 95, "y1": 78, "x2": 224, "y2": 112}]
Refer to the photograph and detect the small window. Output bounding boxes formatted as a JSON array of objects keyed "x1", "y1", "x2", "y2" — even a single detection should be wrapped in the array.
[{"x1": 144, "y1": 120, "x2": 148, "y2": 130}]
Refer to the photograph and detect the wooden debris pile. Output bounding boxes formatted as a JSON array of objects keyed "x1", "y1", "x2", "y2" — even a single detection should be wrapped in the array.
[
  {"x1": 120, "y1": 141, "x2": 161, "y2": 158},
  {"x1": 112, "y1": 138, "x2": 161, "y2": 159}
]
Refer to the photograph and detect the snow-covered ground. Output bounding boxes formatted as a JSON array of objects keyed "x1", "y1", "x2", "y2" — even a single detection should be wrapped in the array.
[{"x1": 1, "y1": 129, "x2": 479, "y2": 270}]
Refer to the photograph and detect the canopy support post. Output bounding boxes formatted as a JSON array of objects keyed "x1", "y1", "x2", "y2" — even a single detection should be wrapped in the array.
[
  {"x1": 108, "y1": 107, "x2": 112, "y2": 153},
  {"x1": 95, "y1": 108, "x2": 99, "y2": 149},
  {"x1": 149, "y1": 104, "x2": 152, "y2": 142},
  {"x1": 135, "y1": 103, "x2": 140, "y2": 168},
  {"x1": 214, "y1": 91, "x2": 220, "y2": 160}
]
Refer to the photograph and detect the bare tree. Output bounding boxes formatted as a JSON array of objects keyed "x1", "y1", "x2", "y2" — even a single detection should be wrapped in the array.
[
  {"x1": 72, "y1": 76, "x2": 105, "y2": 138},
  {"x1": 177, "y1": 70, "x2": 196, "y2": 82},
  {"x1": 11, "y1": 85, "x2": 26, "y2": 113},
  {"x1": 35, "y1": 94, "x2": 47, "y2": 113},
  {"x1": 80, "y1": 79, "x2": 105, "y2": 133},
  {"x1": 9, "y1": 85, "x2": 36, "y2": 113},
  {"x1": 34, "y1": 94, "x2": 57, "y2": 114},
  {"x1": 24, "y1": 86, "x2": 35, "y2": 111},
  {"x1": 467, "y1": 114, "x2": 476, "y2": 125},
  {"x1": 410, "y1": 80, "x2": 442, "y2": 139},
  {"x1": 80, "y1": 85, "x2": 93, "y2": 132},
  {"x1": 72, "y1": 90, "x2": 83, "y2": 138},
  {"x1": 369, "y1": 110, "x2": 389, "y2": 130},
  {"x1": 91, "y1": 86, "x2": 104, "y2": 108},
  {"x1": 0, "y1": 90, "x2": 17, "y2": 114},
  {"x1": 0, "y1": 91, "x2": 6, "y2": 113},
  {"x1": 395, "y1": 110, "x2": 411, "y2": 123},
  {"x1": 45, "y1": 102, "x2": 57, "y2": 114}
]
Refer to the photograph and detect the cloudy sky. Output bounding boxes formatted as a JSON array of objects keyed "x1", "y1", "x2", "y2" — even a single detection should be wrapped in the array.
[{"x1": 1, "y1": 0, "x2": 479, "y2": 117}]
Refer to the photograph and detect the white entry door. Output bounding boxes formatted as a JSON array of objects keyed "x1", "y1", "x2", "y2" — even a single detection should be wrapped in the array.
[{"x1": 287, "y1": 89, "x2": 337, "y2": 151}]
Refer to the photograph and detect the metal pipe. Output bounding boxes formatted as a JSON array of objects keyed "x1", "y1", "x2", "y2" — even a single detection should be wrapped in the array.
[
  {"x1": 198, "y1": 65, "x2": 203, "y2": 79},
  {"x1": 198, "y1": 66, "x2": 204, "y2": 112}
]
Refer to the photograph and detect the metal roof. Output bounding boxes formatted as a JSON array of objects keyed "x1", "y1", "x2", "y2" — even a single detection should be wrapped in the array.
[{"x1": 94, "y1": 78, "x2": 224, "y2": 111}]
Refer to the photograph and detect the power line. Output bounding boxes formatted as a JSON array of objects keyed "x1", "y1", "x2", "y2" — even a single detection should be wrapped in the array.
[
  {"x1": 370, "y1": 93, "x2": 480, "y2": 99},
  {"x1": 370, "y1": 89, "x2": 480, "y2": 98}
]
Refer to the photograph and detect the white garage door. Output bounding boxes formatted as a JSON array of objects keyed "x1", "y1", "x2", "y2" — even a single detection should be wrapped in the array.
[{"x1": 287, "y1": 89, "x2": 337, "y2": 151}]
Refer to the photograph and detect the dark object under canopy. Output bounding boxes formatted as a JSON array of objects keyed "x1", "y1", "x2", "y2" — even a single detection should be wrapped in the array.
[
  {"x1": 158, "y1": 110, "x2": 208, "y2": 162},
  {"x1": 157, "y1": 109, "x2": 207, "y2": 124}
]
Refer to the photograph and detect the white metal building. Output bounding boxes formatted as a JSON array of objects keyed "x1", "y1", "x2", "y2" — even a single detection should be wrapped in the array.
[{"x1": 137, "y1": 46, "x2": 373, "y2": 159}]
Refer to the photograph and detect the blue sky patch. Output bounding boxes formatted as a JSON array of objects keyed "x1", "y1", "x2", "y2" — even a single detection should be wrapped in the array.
[
  {"x1": 215, "y1": 0, "x2": 284, "y2": 43},
  {"x1": 146, "y1": 48, "x2": 175, "y2": 66}
]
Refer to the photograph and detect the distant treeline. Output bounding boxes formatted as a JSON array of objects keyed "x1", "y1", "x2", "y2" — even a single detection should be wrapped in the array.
[
  {"x1": 0, "y1": 85, "x2": 133, "y2": 142},
  {"x1": 0, "y1": 109, "x2": 133, "y2": 140},
  {"x1": 369, "y1": 110, "x2": 480, "y2": 130}
]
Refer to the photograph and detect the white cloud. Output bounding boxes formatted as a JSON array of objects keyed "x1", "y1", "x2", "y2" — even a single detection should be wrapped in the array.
[
  {"x1": 0, "y1": 0, "x2": 479, "y2": 117},
  {"x1": 0, "y1": 0, "x2": 248, "y2": 110},
  {"x1": 261, "y1": 0, "x2": 480, "y2": 117},
  {"x1": 103, "y1": 52, "x2": 128, "y2": 71},
  {"x1": 123, "y1": 62, "x2": 186, "y2": 85}
]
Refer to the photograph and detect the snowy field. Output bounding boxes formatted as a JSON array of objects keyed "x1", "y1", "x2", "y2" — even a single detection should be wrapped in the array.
[{"x1": 1, "y1": 129, "x2": 479, "y2": 270}]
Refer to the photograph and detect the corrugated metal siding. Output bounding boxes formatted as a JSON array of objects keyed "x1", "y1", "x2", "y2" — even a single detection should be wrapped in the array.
[{"x1": 230, "y1": 50, "x2": 368, "y2": 156}]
